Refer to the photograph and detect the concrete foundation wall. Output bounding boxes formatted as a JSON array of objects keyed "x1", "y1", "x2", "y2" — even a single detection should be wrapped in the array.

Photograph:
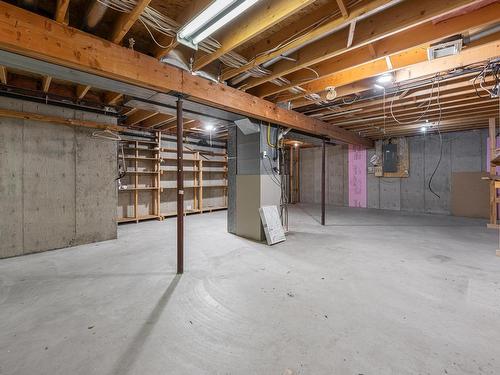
[
  {"x1": 299, "y1": 129, "x2": 487, "y2": 216},
  {"x1": 0, "y1": 97, "x2": 117, "y2": 258}
]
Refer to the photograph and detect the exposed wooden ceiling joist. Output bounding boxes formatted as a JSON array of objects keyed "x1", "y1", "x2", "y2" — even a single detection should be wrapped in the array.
[
  {"x1": 243, "y1": 0, "x2": 483, "y2": 92},
  {"x1": 110, "y1": 0, "x2": 152, "y2": 44},
  {"x1": 193, "y1": 0, "x2": 316, "y2": 71},
  {"x1": 55, "y1": 0, "x2": 70, "y2": 24},
  {"x1": 0, "y1": 65, "x2": 6, "y2": 84},
  {"x1": 221, "y1": 0, "x2": 391, "y2": 81},
  {"x1": 273, "y1": 36, "x2": 500, "y2": 104},
  {"x1": 76, "y1": 84, "x2": 91, "y2": 100},
  {"x1": 255, "y1": 3, "x2": 500, "y2": 99},
  {"x1": 41, "y1": 75, "x2": 52, "y2": 93},
  {"x1": 0, "y1": 1, "x2": 371, "y2": 146}
]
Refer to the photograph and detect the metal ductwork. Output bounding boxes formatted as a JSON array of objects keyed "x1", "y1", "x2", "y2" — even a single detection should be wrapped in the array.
[
  {"x1": 465, "y1": 22, "x2": 500, "y2": 44},
  {"x1": 84, "y1": 1, "x2": 109, "y2": 30}
]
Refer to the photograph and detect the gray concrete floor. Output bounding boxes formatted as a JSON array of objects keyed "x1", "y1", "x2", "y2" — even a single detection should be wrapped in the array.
[{"x1": 1, "y1": 205, "x2": 500, "y2": 375}]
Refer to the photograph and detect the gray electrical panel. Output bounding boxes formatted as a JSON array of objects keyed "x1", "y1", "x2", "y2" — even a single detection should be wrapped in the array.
[{"x1": 383, "y1": 143, "x2": 398, "y2": 173}]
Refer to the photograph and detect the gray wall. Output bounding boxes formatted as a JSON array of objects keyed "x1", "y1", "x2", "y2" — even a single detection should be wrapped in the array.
[
  {"x1": 300, "y1": 129, "x2": 487, "y2": 215},
  {"x1": 0, "y1": 97, "x2": 117, "y2": 258}
]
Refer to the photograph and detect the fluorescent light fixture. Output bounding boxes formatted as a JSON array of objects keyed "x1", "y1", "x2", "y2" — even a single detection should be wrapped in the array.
[
  {"x1": 377, "y1": 74, "x2": 393, "y2": 84},
  {"x1": 178, "y1": 0, "x2": 237, "y2": 39},
  {"x1": 192, "y1": 0, "x2": 261, "y2": 44},
  {"x1": 374, "y1": 83, "x2": 385, "y2": 90}
]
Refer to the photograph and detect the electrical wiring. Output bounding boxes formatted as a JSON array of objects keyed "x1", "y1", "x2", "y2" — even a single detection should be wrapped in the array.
[
  {"x1": 390, "y1": 77, "x2": 437, "y2": 125},
  {"x1": 472, "y1": 60, "x2": 500, "y2": 98},
  {"x1": 427, "y1": 74, "x2": 443, "y2": 199}
]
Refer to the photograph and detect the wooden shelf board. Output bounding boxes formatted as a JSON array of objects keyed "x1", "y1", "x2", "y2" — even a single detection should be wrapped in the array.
[
  {"x1": 124, "y1": 157, "x2": 160, "y2": 160},
  {"x1": 119, "y1": 187, "x2": 160, "y2": 191},
  {"x1": 201, "y1": 206, "x2": 227, "y2": 212},
  {"x1": 123, "y1": 140, "x2": 157, "y2": 145},
  {"x1": 117, "y1": 214, "x2": 161, "y2": 223}
]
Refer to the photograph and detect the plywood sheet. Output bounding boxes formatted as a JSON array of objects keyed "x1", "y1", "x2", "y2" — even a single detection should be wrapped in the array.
[{"x1": 451, "y1": 172, "x2": 489, "y2": 219}]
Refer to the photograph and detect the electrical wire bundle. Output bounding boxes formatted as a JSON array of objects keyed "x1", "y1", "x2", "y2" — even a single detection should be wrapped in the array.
[
  {"x1": 472, "y1": 59, "x2": 500, "y2": 98},
  {"x1": 96, "y1": 0, "x2": 267, "y2": 73}
]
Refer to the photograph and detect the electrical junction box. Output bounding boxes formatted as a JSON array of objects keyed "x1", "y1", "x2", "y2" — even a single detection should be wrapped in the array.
[{"x1": 383, "y1": 143, "x2": 398, "y2": 173}]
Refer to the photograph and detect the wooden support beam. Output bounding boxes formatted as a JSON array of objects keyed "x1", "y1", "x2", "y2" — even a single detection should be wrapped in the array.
[
  {"x1": 42, "y1": 75, "x2": 52, "y2": 93},
  {"x1": 336, "y1": 0, "x2": 349, "y2": 18},
  {"x1": 0, "y1": 2, "x2": 371, "y2": 147},
  {"x1": 222, "y1": 0, "x2": 391, "y2": 81},
  {"x1": 243, "y1": 0, "x2": 481, "y2": 91},
  {"x1": 0, "y1": 65, "x2": 6, "y2": 84},
  {"x1": 55, "y1": 0, "x2": 70, "y2": 24},
  {"x1": 193, "y1": 0, "x2": 315, "y2": 71},
  {"x1": 0, "y1": 107, "x2": 124, "y2": 131},
  {"x1": 110, "y1": 0, "x2": 152, "y2": 44},
  {"x1": 76, "y1": 84, "x2": 91, "y2": 99}
]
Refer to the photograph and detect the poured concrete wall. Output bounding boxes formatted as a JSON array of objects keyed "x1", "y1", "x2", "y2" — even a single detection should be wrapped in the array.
[
  {"x1": 300, "y1": 129, "x2": 487, "y2": 215},
  {"x1": 0, "y1": 97, "x2": 117, "y2": 258}
]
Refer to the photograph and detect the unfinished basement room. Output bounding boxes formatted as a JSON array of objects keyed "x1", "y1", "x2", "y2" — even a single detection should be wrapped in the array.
[{"x1": 1, "y1": 0, "x2": 500, "y2": 374}]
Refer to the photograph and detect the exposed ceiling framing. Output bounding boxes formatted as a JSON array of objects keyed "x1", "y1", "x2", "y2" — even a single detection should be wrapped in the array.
[{"x1": 0, "y1": 0, "x2": 498, "y2": 142}]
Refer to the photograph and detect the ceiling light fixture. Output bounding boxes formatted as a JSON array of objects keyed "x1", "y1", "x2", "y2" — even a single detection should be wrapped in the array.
[
  {"x1": 325, "y1": 86, "x2": 337, "y2": 101},
  {"x1": 193, "y1": 0, "x2": 260, "y2": 44},
  {"x1": 377, "y1": 74, "x2": 393, "y2": 84},
  {"x1": 205, "y1": 124, "x2": 215, "y2": 131},
  {"x1": 178, "y1": 1, "x2": 236, "y2": 40},
  {"x1": 178, "y1": 0, "x2": 261, "y2": 48},
  {"x1": 374, "y1": 83, "x2": 385, "y2": 90}
]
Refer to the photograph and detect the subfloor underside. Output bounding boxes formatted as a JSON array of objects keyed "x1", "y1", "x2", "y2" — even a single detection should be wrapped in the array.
[{"x1": 1, "y1": 205, "x2": 500, "y2": 375}]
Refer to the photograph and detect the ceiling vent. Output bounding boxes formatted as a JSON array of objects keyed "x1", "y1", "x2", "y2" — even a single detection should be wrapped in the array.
[{"x1": 427, "y1": 38, "x2": 463, "y2": 60}]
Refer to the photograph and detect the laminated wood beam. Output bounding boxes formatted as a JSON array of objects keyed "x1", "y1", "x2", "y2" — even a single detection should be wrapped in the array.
[{"x1": 0, "y1": 2, "x2": 371, "y2": 146}]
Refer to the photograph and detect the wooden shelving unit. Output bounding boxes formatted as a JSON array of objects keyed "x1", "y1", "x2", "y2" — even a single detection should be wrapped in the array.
[
  {"x1": 117, "y1": 133, "x2": 162, "y2": 223},
  {"x1": 117, "y1": 133, "x2": 228, "y2": 224}
]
